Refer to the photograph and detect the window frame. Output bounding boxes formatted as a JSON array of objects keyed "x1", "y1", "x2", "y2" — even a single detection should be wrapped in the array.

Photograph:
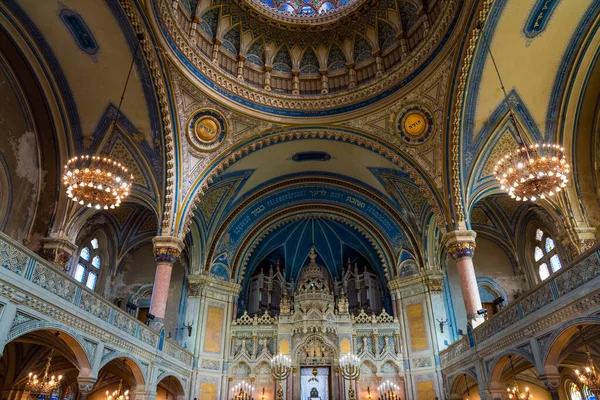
[
  {"x1": 74, "y1": 237, "x2": 103, "y2": 291},
  {"x1": 532, "y1": 228, "x2": 563, "y2": 282}
]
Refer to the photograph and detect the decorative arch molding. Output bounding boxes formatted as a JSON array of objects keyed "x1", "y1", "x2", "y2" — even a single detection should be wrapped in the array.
[
  {"x1": 129, "y1": 284, "x2": 154, "y2": 307},
  {"x1": 476, "y1": 276, "x2": 507, "y2": 304},
  {"x1": 541, "y1": 316, "x2": 600, "y2": 368},
  {"x1": 448, "y1": 369, "x2": 478, "y2": 395},
  {"x1": 154, "y1": 371, "x2": 187, "y2": 396},
  {"x1": 6, "y1": 321, "x2": 93, "y2": 372},
  {"x1": 176, "y1": 126, "x2": 447, "y2": 238},
  {"x1": 231, "y1": 206, "x2": 396, "y2": 286},
  {"x1": 486, "y1": 348, "x2": 539, "y2": 384},
  {"x1": 293, "y1": 333, "x2": 338, "y2": 362},
  {"x1": 97, "y1": 350, "x2": 148, "y2": 385}
]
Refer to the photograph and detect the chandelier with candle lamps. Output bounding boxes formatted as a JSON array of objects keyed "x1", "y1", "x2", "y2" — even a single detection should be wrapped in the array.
[
  {"x1": 378, "y1": 379, "x2": 401, "y2": 400},
  {"x1": 476, "y1": 21, "x2": 571, "y2": 203},
  {"x1": 27, "y1": 332, "x2": 62, "y2": 397},
  {"x1": 574, "y1": 325, "x2": 600, "y2": 396},
  {"x1": 506, "y1": 355, "x2": 532, "y2": 400},
  {"x1": 106, "y1": 379, "x2": 129, "y2": 400},
  {"x1": 62, "y1": 34, "x2": 145, "y2": 210}
]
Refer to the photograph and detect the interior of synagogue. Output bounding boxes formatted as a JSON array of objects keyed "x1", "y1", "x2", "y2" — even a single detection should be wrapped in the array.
[{"x1": 0, "y1": 0, "x2": 599, "y2": 399}]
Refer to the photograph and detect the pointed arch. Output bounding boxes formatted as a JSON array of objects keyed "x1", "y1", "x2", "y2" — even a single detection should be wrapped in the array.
[
  {"x1": 353, "y1": 34, "x2": 374, "y2": 65},
  {"x1": 299, "y1": 48, "x2": 320, "y2": 73},
  {"x1": 222, "y1": 24, "x2": 241, "y2": 55},
  {"x1": 377, "y1": 19, "x2": 398, "y2": 52},
  {"x1": 272, "y1": 46, "x2": 292, "y2": 72},
  {"x1": 327, "y1": 43, "x2": 347, "y2": 71},
  {"x1": 246, "y1": 38, "x2": 265, "y2": 67}
]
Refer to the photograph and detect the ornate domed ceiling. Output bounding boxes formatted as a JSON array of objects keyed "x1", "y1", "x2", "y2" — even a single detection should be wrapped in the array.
[{"x1": 158, "y1": 0, "x2": 461, "y2": 117}]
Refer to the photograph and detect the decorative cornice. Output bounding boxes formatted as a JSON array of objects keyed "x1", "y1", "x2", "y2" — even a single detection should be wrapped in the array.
[
  {"x1": 187, "y1": 273, "x2": 241, "y2": 297},
  {"x1": 450, "y1": 0, "x2": 494, "y2": 226}
]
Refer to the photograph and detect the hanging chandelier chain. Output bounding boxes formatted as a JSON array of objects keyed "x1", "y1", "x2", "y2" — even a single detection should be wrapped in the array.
[
  {"x1": 477, "y1": 21, "x2": 530, "y2": 155},
  {"x1": 112, "y1": 34, "x2": 144, "y2": 134}
]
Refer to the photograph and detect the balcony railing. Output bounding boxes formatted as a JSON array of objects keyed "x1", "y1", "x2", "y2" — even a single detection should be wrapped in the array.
[
  {"x1": 0, "y1": 231, "x2": 193, "y2": 366},
  {"x1": 440, "y1": 244, "x2": 600, "y2": 368}
]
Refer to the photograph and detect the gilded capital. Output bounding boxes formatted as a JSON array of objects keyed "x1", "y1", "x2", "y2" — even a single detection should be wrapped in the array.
[
  {"x1": 152, "y1": 236, "x2": 185, "y2": 264},
  {"x1": 443, "y1": 230, "x2": 476, "y2": 261}
]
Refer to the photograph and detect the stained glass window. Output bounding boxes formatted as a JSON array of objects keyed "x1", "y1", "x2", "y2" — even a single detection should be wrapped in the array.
[
  {"x1": 550, "y1": 254, "x2": 562, "y2": 272},
  {"x1": 534, "y1": 247, "x2": 543, "y2": 261},
  {"x1": 77, "y1": 238, "x2": 102, "y2": 291},
  {"x1": 80, "y1": 247, "x2": 90, "y2": 261},
  {"x1": 545, "y1": 237, "x2": 555, "y2": 252},
  {"x1": 539, "y1": 263, "x2": 550, "y2": 281},
  {"x1": 534, "y1": 228, "x2": 562, "y2": 281},
  {"x1": 535, "y1": 229, "x2": 544, "y2": 241},
  {"x1": 75, "y1": 264, "x2": 86, "y2": 282},
  {"x1": 86, "y1": 272, "x2": 97, "y2": 290},
  {"x1": 569, "y1": 382, "x2": 583, "y2": 400}
]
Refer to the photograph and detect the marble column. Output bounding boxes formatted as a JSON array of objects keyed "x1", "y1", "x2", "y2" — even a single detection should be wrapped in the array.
[
  {"x1": 148, "y1": 236, "x2": 184, "y2": 329},
  {"x1": 444, "y1": 230, "x2": 484, "y2": 327},
  {"x1": 0, "y1": 302, "x2": 17, "y2": 357}
]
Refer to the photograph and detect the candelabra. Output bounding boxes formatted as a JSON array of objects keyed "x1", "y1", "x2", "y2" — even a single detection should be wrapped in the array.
[
  {"x1": 506, "y1": 355, "x2": 532, "y2": 400},
  {"x1": 271, "y1": 353, "x2": 291, "y2": 400},
  {"x1": 378, "y1": 380, "x2": 401, "y2": 400},
  {"x1": 27, "y1": 333, "x2": 62, "y2": 397},
  {"x1": 339, "y1": 354, "x2": 361, "y2": 400},
  {"x1": 231, "y1": 380, "x2": 254, "y2": 400},
  {"x1": 575, "y1": 325, "x2": 600, "y2": 396}
]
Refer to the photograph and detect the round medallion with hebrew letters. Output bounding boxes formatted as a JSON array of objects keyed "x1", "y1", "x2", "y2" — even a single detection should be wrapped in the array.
[
  {"x1": 187, "y1": 108, "x2": 228, "y2": 153},
  {"x1": 395, "y1": 105, "x2": 434, "y2": 145}
]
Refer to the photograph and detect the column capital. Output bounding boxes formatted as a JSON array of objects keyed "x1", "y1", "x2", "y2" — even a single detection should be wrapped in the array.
[
  {"x1": 561, "y1": 226, "x2": 597, "y2": 258},
  {"x1": 77, "y1": 376, "x2": 97, "y2": 394},
  {"x1": 152, "y1": 236, "x2": 184, "y2": 264},
  {"x1": 443, "y1": 230, "x2": 477, "y2": 261},
  {"x1": 40, "y1": 236, "x2": 78, "y2": 271},
  {"x1": 539, "y1": 373, "x2": 561, "y2": 392}
]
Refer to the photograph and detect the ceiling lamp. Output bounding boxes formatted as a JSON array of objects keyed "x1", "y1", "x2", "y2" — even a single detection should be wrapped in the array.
[
  {"x1": 63, "y1": 34, "x2": 144, "y2": 210},
  {"x1": 27, "y1": 332, "x2": 63, "y2": 396},
  {"x1": 477, "y1": 21, "x2": 571, "y2": 202},
  {"x1": 506, "y1": 355, "x2": 532, "y2": 400},
  {"x1": 575, "y1": 325, "x2": 600, "y2": 395}
]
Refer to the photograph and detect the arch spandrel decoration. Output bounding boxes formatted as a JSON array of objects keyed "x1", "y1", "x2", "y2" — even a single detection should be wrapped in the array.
[{"x1": 175, "y1": 127, "x2": 448, "y2": 239}]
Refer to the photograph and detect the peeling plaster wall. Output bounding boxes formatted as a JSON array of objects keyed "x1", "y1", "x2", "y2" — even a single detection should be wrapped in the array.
[
  {"x1": 113, "y1": 244, "x2": 184, "y2": 336},
  {"x1": 0, "y1": 58, "x2": 41, "y2": 243}
]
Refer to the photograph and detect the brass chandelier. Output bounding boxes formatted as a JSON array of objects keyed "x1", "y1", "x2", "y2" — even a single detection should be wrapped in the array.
[
  {"x1": 63, "y1": 34, "x2": 145, "y2": 209},
  {"x1": 27, "y1": 333, "x2": 62, "y2": 397},
  {"x1": 506, "y1": 355, "x2": 532, "y2": 400},
  {"x1": 575, "y1": 325, "x2": 600, "y2": 395},
  {"x1": 105, "y1": 379, "x2": 130, "y2": 400},
  {"x1": 477, "y1": 22, "x2": 571, "y2": 202}
]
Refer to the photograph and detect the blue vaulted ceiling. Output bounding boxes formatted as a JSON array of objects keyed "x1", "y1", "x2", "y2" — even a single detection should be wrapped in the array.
[{"x1": 244, "y1": 216, "x2": 385, "y2": 284}]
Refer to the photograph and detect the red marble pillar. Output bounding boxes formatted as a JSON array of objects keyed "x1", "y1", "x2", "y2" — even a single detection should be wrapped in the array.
[
  {"x1": 445, "y1": 231, "x2": 484, "y2": 327},
  {"x1": 148, "y1": 236, "x2": 184, "y2": 327}
]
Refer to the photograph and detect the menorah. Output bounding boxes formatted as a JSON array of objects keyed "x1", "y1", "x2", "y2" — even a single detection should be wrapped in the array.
[
  {"x1": 339, "y1": 354, "x2": 361, "y2": 400},
  {"x1": 378, "y1": 380, "x2": 401, "y2": 400},
  {"x1": 231, "y1": 380, "x2": 254, "y2": 400},
  {"x1": 271, "y1": 354, "x2": 291, "y2": 400}
]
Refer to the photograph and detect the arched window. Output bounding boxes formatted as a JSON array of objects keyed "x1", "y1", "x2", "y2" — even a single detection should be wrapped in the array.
[
  {"x1": 74, "y1": 237, "x2": 101, "y2": 290},
  {"x1": 533, "y1": 228, "x2": 562, "y2": 281},
  {"x1": 567, "y1": 381, "x2": 583, "y2": 400}
]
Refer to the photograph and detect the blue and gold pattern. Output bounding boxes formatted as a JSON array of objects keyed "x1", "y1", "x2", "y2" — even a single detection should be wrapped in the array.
[
  {"x1": 396, "y1": 105, "x2": 434, "y2": 145},
  {"x1": 186, "y1": 108, "x2": 228, "y2": 153},
  {"x1": 523, "y1": 0, "x2": 560, "y2": 39}
]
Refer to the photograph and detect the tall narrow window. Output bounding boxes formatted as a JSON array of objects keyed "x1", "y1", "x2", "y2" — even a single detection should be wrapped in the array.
[
  {"x1": 534, "y1": 228, "x2": 562, "y2": 281},
  {"x1": 75, "y1": 238, "x2": 102, "y2": 290}
]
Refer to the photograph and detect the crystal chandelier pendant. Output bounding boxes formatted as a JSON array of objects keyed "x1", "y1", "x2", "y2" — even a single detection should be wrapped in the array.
[
  {"x1": 575, "y1": 326, "x2": 600, "y2": 395},
  {"x1": 27, "y1": 333, "x2": 63, "y2": 396},
  {"x1": 63, "y1": 155, "x2": 133, "y2": 209},
  {"x1": 493, "y1": 143, "x2": 570, "y2": 202}
]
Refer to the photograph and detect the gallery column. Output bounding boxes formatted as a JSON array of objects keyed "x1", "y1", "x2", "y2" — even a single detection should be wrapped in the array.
[
  {"x1": 148, "y1": 236, "x2": 185, "y2": 330},
  {"x1": 443, "y1": 230, "x2": 484, "y2": 328}
]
